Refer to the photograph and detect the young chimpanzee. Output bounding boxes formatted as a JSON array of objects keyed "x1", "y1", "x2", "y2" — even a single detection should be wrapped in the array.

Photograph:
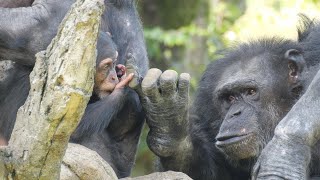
[
  {"x1": 0, "y1": 0, "x2": 148, "y2": 178},
  {"x1": 70, "y1": 33, "x2": 144, "y2": 177},
  {"x1": 138, "y1": 21, "x2": 320, "y2": 179}
]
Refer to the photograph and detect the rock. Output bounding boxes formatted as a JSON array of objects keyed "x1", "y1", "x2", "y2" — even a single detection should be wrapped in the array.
[
  {"x1": 121, "y1": 171, "x2": 192, "y2": 180},
  {"x1": 61, "y1": 143, "x2": 118, "y2": 180}
]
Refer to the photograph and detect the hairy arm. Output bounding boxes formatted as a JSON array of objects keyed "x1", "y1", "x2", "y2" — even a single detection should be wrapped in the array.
[
  {"x1": 0, "y1": 0, "x2": 34, "y2": 8},
  {"x1": 0, "y1": 0, "x2": 74, "y2": 65},
  {"x1": 72, "y1": 90, "x2": 127, "y2": 139},
  {"x1": 71, "y1": 73, "x2": 134, "y2": 141}
]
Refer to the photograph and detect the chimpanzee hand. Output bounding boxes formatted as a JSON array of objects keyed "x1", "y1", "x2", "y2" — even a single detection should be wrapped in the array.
[
  {"x1": 115, "y1": 73, "x2": 134, "y2": 90},
  {"x1": 139, "y1": 68, "x2": 191, "y2": 157},
  {"x1": 252, "y1": 135, "x2": 310, "y2": 180}
]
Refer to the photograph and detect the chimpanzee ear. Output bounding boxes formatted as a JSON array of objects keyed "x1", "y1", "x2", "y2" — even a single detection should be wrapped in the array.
[{"x1": 285, "y1": 49, "x2": 305, "y2": 84}]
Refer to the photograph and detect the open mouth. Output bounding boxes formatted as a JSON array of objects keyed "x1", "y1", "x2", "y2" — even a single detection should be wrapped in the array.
[
  {"x1": 215, "y1": 133, "x2": 253, "y2": 147},
  {"x1": 115, "y1": 64, "x2": 125, "y2": 79}
]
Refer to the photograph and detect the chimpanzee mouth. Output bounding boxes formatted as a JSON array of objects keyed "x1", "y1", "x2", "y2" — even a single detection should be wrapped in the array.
[
  {"x1": 215, "y1": 133, "x2": 254, "y2": 147},
  {"x1": 115, "y1": 65, "x2": 125, "y2": 79}
]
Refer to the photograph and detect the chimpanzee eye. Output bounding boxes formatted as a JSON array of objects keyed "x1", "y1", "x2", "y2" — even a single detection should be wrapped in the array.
[
  {"x1": 104, "y1": 65, "x2": 109, "y2": 69},
  {"x1": 247, "y1": 88, "x2": 256, "y2": 96}
]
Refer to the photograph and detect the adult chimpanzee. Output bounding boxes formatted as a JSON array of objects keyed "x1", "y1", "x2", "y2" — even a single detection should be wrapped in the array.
[
  {"x1": 138, "y1": 24, "x2": 320, "y2": 179},
  {"x1": 0, "y1": 0, "x2": 148, "y2": 178}
]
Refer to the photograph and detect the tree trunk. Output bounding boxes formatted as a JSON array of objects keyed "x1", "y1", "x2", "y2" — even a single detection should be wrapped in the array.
[{"x1": 0, "y1": 0, "x2": 112, "y2": 179}]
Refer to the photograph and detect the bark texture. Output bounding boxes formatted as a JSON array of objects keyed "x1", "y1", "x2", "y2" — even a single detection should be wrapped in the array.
[{"x1": 1, "y1": 0, "x2": 104, "y2": 179}]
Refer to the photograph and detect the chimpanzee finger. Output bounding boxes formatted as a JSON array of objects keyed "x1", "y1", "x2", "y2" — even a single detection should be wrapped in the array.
[
  {"x1": 141, "y1": 68, "x2": 162, "y2": 102},
  {"x1": 178, "y1": 73, "x2": 191, "y2": 99},
  {"x1": 115, "y1": 73, "x2": 134, "y2": 89},
  {"x1": 159, "y1": 70, "x2": 178, "y2": 98}
]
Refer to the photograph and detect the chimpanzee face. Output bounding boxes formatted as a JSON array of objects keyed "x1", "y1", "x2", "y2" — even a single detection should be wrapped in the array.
[
  {"x1": 95, "y1": 33, "x2": 126, "y2": 99},
  {"x1": 214, "y1": 55, "x2": 294, "y2": 160}
]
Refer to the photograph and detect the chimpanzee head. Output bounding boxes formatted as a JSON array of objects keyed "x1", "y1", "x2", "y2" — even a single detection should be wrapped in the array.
[
  {"x1": 95, "y1": 32, "x2": 126, "y2": 98},
  {"x1": 208, "y1": 39, "x2": 305, "y2": 161}
]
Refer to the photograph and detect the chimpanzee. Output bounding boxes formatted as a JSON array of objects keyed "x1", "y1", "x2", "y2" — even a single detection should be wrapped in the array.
[
  {"x1": 0, "y1": 0, "x2": 148, "y2": 178},
  {"x1": 138, "y1": 21, "x2": 320, "y2": 179}
]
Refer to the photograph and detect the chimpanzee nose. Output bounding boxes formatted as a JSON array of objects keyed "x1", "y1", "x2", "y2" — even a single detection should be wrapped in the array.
[
  {"x1": 233, "y1": 111, "x2": 241, "y2": 117},
  {"x1": 225, "y1": 108, "x2": 242, "y2": 120}
]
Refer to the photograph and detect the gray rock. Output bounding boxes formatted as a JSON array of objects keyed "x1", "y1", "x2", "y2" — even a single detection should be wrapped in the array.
[
  {"x1": 61, "y1": 143, "x2": 118, "y2": 180},
  {"x1": 121, "y1": 171, "x2": 192, "y2": 180}
]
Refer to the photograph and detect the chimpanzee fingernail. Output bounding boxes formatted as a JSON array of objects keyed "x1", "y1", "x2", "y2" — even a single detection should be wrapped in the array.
[{"x1": 130, "y1": 73, "x2": 134, "y2": 76}]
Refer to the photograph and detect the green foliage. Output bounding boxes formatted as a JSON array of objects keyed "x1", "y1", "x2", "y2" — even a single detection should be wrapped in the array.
[
  {"x1": 144, "y1": 0, "x2": 244, "y2": 65},
  {"x1": 139, "y1": 0, "x2": 202, "y2": 29},
  {"x1": 228, "y1": 0, "x2": 320, "y2": 42},
  {"x1": 156, "y1": 0, "x2": 201, "y2": 29},
  {"x1": 206, "y1": 0, "x2": 245, "y2": 57},
  {"x1": 144, "y1": 25, "x2": 206, "y2": 62},
  {"x1": 131, "y1": 125, "x2": 156, "y2": 177}
]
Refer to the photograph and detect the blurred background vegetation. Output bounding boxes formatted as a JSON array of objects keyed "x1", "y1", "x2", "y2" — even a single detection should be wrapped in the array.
[{"x1": 132, "y1": 0, "x2": 320, "y2": 176}]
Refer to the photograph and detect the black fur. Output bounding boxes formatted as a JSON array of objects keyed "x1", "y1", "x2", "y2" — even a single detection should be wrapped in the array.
[
  {"x1": 185, "y1": 38, "x2": 304, "y2": 179},
  {"x1": 151, "y1": 33, "x2": 320, "y2": 179},
  {"x1": 298, "y1": 15, "x2": 320, "y2": 67},
  {"x1": 0, "y1": 0, "x2": 148, "y2": 178}
]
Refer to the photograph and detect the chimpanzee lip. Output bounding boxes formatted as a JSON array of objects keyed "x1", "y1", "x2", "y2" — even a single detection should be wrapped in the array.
[{"x1": 215, "y1": 133, "x2": 254, "y2": 147}]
